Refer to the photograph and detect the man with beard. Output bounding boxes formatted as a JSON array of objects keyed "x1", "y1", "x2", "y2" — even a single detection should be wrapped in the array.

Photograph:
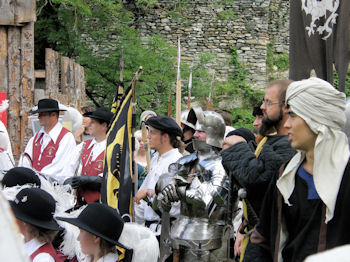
[
  {"x1": 221, "y1": 80, "x2": 296, "y2": 262},
  {"x1": 248, "y1": 77, "x2": 350, "y2": 261}
]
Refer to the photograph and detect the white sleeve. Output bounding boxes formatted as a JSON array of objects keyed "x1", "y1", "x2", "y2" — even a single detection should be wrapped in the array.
[
  {"x1": 139, "y1": 172, "x2": 152, "y2": 190},
  {"x1": 32, "y1": 252, "x2": 55, "y2": 262},
  {"x1": 61, "y1": 142, "x2": 84, "y2": 178},
  {"x1": 0, "y1": 122, "x2": 14, "y2": 162},
  {"x1": 19, "y1": 136, "x2": 35, "y2": 168},
  {"x1": 40, "y1": 132, "x2": 77, "y2": 184}
]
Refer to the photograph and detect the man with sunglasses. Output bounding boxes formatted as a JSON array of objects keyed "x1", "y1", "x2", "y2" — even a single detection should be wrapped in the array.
[
  {"x1": 20, "y1": 98, "x2": 76, "y2": 184},
  {"x1": 221, "y1": 80, "x2": 296, "y2": 261}
]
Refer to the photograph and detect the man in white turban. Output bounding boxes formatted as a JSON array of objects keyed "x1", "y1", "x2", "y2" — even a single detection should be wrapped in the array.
[{"x1": 245, "y1": 77, "x2": 350, "y2": 262}]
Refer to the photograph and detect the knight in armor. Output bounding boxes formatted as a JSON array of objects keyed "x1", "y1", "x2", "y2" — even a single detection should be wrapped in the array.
[
  {"x1": 65, "y1": 108, "x2": 113, "y2": 205},
  {"x1": 20, "y1": 99, "x2": 76, "y2": 184},
  {"x1": 154, "y1": 108, "x2": 238, "y2": 262},
  {"x1": 180, "y1": 110, "x2": 196, "y2": 154}
]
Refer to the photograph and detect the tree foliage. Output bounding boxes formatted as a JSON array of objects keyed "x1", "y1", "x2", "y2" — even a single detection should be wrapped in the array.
[{"x1": 35, "y1": 0, "x2": 262, "y2": 129}]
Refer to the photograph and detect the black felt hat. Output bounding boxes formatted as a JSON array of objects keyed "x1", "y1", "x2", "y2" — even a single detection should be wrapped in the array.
[
  {"x1": 56, "y1": 203, "x2": 127, "y2": 248},
  {"x1": 84, "y1": 108, "x2": 114, "y2": 124},
  {"x1": 29, "y1": 99, "x2": 66, "y2": 114},
  {"x1": 145, "y1": 116, "x2": 183, "y2": 138},
  {"x1": 9, "y1": 188, "x2": 61, "y2": 231},
  {"x1": 2, "y1": 167, "x2": 41, "y2": 188},
  {"x1": 226, "y1": 128, "x2": 256, "y2": 143}
]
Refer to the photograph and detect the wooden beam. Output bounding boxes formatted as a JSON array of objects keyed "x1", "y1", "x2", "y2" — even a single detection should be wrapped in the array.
[
  {"x1": 0, "y1": 0, "x2": 36, "y2": 26},
  {"x1": 0, "y1": 26, "x2": 8, "y2": 93},
  {"x1": 7, "y1": 26, "x2": 21, "y2": 160},
  {"x1": 61, "y1": 56, "x2": 75, "y2": 104},
  {"x1": 80, "y1": 66, "x2": 85, "y2": 108},
  {"x1": 34, "y1": 69, "x2": 45, "y2": 78},
  {"x1": 73, "y1": 62, "x2": 81, "y2": 109},
  {"x1": 45, "y1": 48, "x2": 59, "y2": 100},
  {"x1": 20, "y1": 22, "x2": 35, "y2": 153}
]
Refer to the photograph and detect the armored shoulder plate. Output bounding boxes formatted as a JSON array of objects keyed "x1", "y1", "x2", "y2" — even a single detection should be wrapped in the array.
[{"x1": 177, "y1": 153, "x2": 197, "y2": 166}]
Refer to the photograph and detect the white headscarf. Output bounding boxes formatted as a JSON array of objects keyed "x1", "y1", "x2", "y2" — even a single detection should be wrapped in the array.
[{"x1": 277, "y1": 77, "x2": 349, "y2": 223}]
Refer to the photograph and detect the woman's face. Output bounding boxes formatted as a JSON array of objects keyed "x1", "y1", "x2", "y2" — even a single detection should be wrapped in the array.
[
  {"x1": 137, "y1": 137, "x2": 144, "y2": 150},
  {"x1": 77, "y1": 229, "x2": 99, "y2": 256}
]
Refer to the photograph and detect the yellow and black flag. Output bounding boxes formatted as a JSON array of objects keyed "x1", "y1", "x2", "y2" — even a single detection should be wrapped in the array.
[{"x1": 101, "y1": 85, "x2": 133, "y2": 222}]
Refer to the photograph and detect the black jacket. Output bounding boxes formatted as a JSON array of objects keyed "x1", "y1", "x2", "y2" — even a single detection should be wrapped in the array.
[
  {"x1": 221, "y1": 135, "x2": 296, "y2": 215},
  {"x1": 245, "y1": 161, "x2": 350, "y2": 262}
]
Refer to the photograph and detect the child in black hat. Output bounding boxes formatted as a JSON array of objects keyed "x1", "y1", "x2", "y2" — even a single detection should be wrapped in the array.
[
  {"x1": 1, "y1": 167, "x2": 41, "y2": 188},
  {"x1": 9, "y1": 187, "x2": 63, "y2": 261},
  {"x1": 57, "y1": 203, "x2": 132, "y2": 262}
]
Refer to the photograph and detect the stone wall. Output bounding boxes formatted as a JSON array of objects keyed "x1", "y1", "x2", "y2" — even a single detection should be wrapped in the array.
[{"x1": 134, "y1": 0, "x2": 290, "y2": 89}]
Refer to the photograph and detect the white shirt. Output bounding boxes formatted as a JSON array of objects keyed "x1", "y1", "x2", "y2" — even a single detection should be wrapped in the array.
[
  {"x1": 138, "y1": 148, "x2": 182, "y2": 230},
  {"x1": 0, "y1": 120, "x2": 14, "y2": 166},
  {"x1": 81, "y1": 252, "x2": 119, "y2": 262},
  {"x1": 25, "y1": 238, "x2": 54, "y2": 262},
  {"x1": 140, "y1": 148, "x2": 182, "y2": 191},
  {"x1": 21, "y1": 122, "x2": 76, "y2": 184},
  {"x1": 65, "y1": 138, "x2": 106, "y2": 177}
]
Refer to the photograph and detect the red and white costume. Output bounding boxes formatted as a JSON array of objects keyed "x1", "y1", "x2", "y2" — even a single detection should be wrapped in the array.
[
  {"x1": 76, "y1": 138, "x2": 106, "y2": 203},
  {"x1": 21, "y1": 122, "x2": 76, "y2": 184}
]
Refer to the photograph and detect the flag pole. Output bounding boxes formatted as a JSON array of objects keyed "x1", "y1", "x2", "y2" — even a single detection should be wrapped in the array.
[
  {"x1": 111, "y1": 47, "x2": 124, "y2": 114},
  {"x1": 131, "y1": 66, "x2": 142, "y2": 221},
  {"x1": 176, "y1": 37, "x2": 181, "y2": 126},
  {"x1": 118, "y1": 47, "x2": 124, "y2": 107}
]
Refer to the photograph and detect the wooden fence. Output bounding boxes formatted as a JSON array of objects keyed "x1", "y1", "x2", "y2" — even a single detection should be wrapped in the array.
[{"x1": 0, "y1": 1, "x2": 86, "y2": 161}]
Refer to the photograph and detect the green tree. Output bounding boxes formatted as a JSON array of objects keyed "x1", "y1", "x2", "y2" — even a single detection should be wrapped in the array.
[
  {"x1": 35, "y1": 0, "x2": 262, "y2": 129},
  {"x1": 35, "y1": 0, "x2": 214, "y2": 118}
]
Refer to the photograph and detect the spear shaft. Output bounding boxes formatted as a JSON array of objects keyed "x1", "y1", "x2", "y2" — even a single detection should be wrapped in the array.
[
  {"x1": 176, "y1": 37, "x2": 181, "y2": 126},
  {"x1": 187, "y1": 70, "x2": 192, "y2": 110},
  {"x1": 207, "y1": 70, "x2": 215, "y2": 110}
]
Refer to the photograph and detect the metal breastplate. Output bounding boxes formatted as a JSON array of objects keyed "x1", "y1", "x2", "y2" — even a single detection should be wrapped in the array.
[{"x1": 171, "y1": 153, "x2": 231, "y2": 244}]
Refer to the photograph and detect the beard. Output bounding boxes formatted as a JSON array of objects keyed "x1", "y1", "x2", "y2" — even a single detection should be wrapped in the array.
[{"x1": 259, "y1": 107, "x2": 283, "y2": 136}]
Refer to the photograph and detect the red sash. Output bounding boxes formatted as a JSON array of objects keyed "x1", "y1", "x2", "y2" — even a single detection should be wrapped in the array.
[
  {"x1": 30, "y1": 243, "x2": 66, "y2": 262},
  {"x1": 77, "y1": 139, "x2": 105, "y2": 204},
  {"x1": 32, "y1": 127, "x2": 70, "y2": 171}
]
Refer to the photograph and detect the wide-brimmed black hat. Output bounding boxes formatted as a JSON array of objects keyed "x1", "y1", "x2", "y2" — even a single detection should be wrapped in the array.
[
  {"x1": 145, "y1": 116, "x2": 183, "y2": 138},
  {"x1": 9, "y1": 188, "x2": 61, "y2": 231},
  {"x1": 29, "y1": 98, "x2": 66, "y2": 114},
  {"x1": 84, "y1": 108, "x2": 113, "y2": 124},
  {"x1": 56, "y1": 203, "x2": 127, "y2": 248},
  {"x1": 2, "y1": 167, "x2": 41, "y2": 188}
]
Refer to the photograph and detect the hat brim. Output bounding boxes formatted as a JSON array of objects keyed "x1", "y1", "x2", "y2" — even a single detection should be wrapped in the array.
[
  {"x1": 10, "y1": 201, "x2": 62, "y2": 231},
  {"x1": 56, "y1": 216, "x2": 128, "y2": 249},
  {"x1": 85, "y1": 115, "x2": 110, "y2": 122},
  {"x1": 29, "y1": 108, "x2": 66, "y2": 114}
]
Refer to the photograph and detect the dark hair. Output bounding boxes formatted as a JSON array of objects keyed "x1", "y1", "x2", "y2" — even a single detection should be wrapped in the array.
[
  {"x1": 26, "y1": 223, "x2": 58, "y2": 243},
  {"x1": 93, "y1": 118, "x2": 108, "y2": 126},
  {"x1": 183, "y1": 125, "x2": 195, "y2": 135},
  {"x1": 49, "y1": 111, "x2": 60, "y2": 119},
  {"x1": 99, "y1": 238, "x2": 117, "y2": 257},
  {"x1": 81, "y1": 106, "x2": 94, "y2": 114},
  {"x1": 268, "y1": 80, "x2": 292, "y2": 105},
  {"x1": 161, "y1": 131, "x2": 181, "y2": 148}
]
